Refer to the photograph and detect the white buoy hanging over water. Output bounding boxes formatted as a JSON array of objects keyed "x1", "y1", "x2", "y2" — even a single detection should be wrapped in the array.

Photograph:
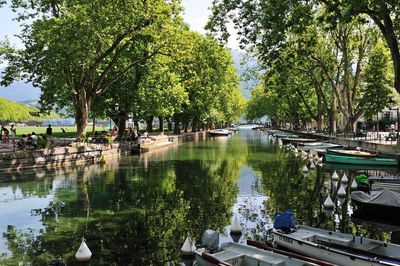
[
  {"x1": 351, "y1": 179, "x2": 358, "y2": 189},
  {"x1": 181, "y1": 233, "x2": 196, "y2": 256},
  {"x1": 341, "y1": 173, "x2": 349, "y2": 183},
  {"x1": 293, "y1": 148, "x2": 298, "y2": 153},
  {"x1": 310, "y1": 162, "x2": 316, "y2": 170},
  {"x1": 303, "y1": 165, "x2": 309, "y2": 173},
  {"x1": 338, "y1": 186, "x2": 346, "y2": 197},
  {"x1": 332, "y1": 171, "x2": 339, "y2": 180},
  {"x1": 323, "y1": 195, "x2": 334, "y2": 209},
  {"x1": 75, "y1": 237, "x2": 92, "y2": 262},
  {"x1": 231, "y1": 215, "x2": 242, "y2": 234}
]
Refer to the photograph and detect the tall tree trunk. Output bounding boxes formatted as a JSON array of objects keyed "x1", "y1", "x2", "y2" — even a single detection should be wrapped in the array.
[
  {"x1": 167, "y1": 118, "x2": 173, "y2": 132},
  {"x1": 159, "y1": 116, "x2": 164, "y2": 133},
  {"x1": 92, "y1": 117, "x2": 96, "y2": 133},
  {"x1": 73, "y1": 92, "x2": 91, "y2": 141},
  {"x1": 329, "y1": 89, "x2": 337, "y2": 134},
  {"x1": 184, "y1": 122, "x2": 188, "y2": 133},
  {"x1": 117, "y1": 113, "x2": 128, "y2": 140},
  {"x1": 146, "y1": 116, "x2": 154, "y2": 132},
  {"x1": 191, "y1": 119, "x2": 198, "y2": 132},
  {"x1": 173, "y1": 115, "x2": 180, "y2": 134},
  {"x1": 317, "y1": 113, "x2": 322, "y2": 132}
]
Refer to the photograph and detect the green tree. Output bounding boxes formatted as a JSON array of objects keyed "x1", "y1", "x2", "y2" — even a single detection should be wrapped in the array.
[{"x1": 1, "y1": 0, "x2": 182, "y2": 139}]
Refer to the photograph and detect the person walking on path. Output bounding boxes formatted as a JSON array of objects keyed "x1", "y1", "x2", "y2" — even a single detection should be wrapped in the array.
[
  {"x1": 1, "y1": 126, "x2": 9, "y2": 143},
  {"x1": 10, "y1": 125, "x2": 16, "y2": 145},
  {"x1": 46, "y1": 125, "x2": 53, "y2": 138},
  {"x1": 46, "y1": 125, "x2": 53, "y2": 145}
]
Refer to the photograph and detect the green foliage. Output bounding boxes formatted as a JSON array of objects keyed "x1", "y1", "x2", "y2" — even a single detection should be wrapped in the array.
[
  {"x1": 35, "y1": 135, "x2": 48, "y2": 149},
  {"x1": 362, "y1": 39, "x2": 395, "y2": 119}
]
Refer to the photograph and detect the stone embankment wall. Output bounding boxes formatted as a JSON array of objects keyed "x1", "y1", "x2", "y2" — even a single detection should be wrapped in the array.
[
  {"x1": 168, "y1": 131, "x2": 207, "y2": 143},
  {"x1": 0, "y1": 132, "x2": 208, "y2": 172},
  {"x1": 0, "y1": 143, "x2": 128, "y2": 172}
]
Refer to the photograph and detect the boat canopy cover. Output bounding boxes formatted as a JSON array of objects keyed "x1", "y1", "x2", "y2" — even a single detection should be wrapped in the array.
[
  {"x1": 201, "y1": 230, "x2": 219, "y2": 252},
  {"x1": 355, "y1": 174, "x2": 369, "y2": 185},
  {"x1": 273, "y1": 209, "x2": 296, "y2": 230},
  {"x1": 351, "y1": 189, "x2": 400, "y2": 207}
]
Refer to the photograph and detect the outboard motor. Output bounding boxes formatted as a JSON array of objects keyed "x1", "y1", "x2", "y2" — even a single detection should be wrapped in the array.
[
  {"x1": 273, "y1": 209, "x2": 296, "y2": 233},
  {"x1": 201, "y1": 230, "x2": 219, "y2": 253}
]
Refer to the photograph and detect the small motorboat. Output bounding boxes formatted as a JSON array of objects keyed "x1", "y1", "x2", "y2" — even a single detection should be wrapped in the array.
[
  {"x1": 209, "y1": 129, "x2": 231, "y2": 136},
  {"x1": 326, "y1": 149, "x2": 378, "y2": 157},
  {"x1": 324, "y1": 154, "x2": 398, "y2": 166},
  {"x1": 195, "y1": 242, "x2": 320, "y2": 266},
  {"x1": 273, "y1": 225, "x2": 400, "y2": 266},
  {"x1": 300, "y1": 142, "x2": 343, "y2": 151},
  {"x1": 280, "y1": 138, "x2": 317, "y2": 145}
]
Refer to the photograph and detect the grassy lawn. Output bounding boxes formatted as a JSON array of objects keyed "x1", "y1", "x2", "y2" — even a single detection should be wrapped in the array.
[{"x1": 12, "y1": 126, "x2": 78, "y2": 138}]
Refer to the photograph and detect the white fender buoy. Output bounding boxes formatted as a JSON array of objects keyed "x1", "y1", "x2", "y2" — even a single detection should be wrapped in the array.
[
  {"x1": 231, "y1": 215, "x2": 242, "y2": 234},
  {"x1": 318, "y1": 156, "x2": 323, "y2": 163},
  {"x1": 294, "y1": 148, "x2": 298, "y2": 153},
  {"x1": 301, "y1": 150, "x2": 307, "y2": 156},
  {"x1": 303, "y1": 165, "x2": 309, "y2": 173},
  {"x1": 310, "y1": 162, "x2": 316, "y2": 170},
  {"x1": 75, "y1": 237, "x2": 92, "y2": 262},
  {"x1": 332, "y1": 171, "x2": 339, "y2": 180},
  {"x1": 338, "y1": 186, "x2": 346, "y2": 197},
  {"x1": 323, "y1": 195, "x2": 334, "y2": 209},
  {"x1": 341, "y1": 173, "x2": 349, "y2": 183},
  {"x1": 181, "y1": 234, "x2": 196, "y2": 255},
  {"x1": 351, "y1": 179, "x2": 358, "y2": 189}
]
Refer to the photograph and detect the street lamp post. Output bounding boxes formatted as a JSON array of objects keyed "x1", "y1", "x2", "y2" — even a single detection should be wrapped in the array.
[{"x1": 389, "y1": 107, "x2": 400, "y2": 140}]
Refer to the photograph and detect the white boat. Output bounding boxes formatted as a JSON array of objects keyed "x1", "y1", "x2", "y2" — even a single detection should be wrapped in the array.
[
  {"x1": 273, "y1": 225, "x2": 400, "y2": 266},
  {"x1": 209, "y1": 129, "x2": 231, "y2": 136},
  {"x1": 195, "y1": 242, "x2": 320, "y2": 266}
]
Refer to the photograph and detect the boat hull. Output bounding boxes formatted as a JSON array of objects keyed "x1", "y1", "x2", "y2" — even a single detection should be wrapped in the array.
[
  {"x1": 326, "y1": 149, "x2": 377, "y2": 157},
  {"x1": 325, "y1": 154, "x2": 398, "y2": 166},
  {"x1": 274, "y1": 226, "x2": 400, "y2": 266},
  {"x1": 301, "y1": 143, "x2": 342, "y2": 151},
  {"x1": 195, "y1": 242, "x2": 318, "y2": 266},
  {"x1": 281, "y1": 138, "x2": 317, "y2": 145}
]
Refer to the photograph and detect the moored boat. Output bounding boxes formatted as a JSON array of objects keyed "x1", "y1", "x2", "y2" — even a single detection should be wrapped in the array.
[
  {"x1": 195, "y1": 242, "x2": 320, "y2": 266},
  {"x1": 281, "y1": 138, "x2": 317, "y2": 145},
  {"x1": 325, "y1": 154, "x2": 398, "y2": 166},
  {"x1": 300, "y1": 143, "x2": 343, "y2": 151},
  {"x1": 209, "y1": 129, "x2": 231, "y2": 136},
  {"x1": 351, "y1": 188, "x2": 400, "y2": 215},
  {"x1": 273, "y1": 225, "x2": 400, "y2": 266},
  {"x1": 326, "y1": 149, "x2": 378, "y2": 157}
]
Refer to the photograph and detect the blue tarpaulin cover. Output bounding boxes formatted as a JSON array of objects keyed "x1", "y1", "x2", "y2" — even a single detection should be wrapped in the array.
[{"x1": 273, "y1": 209, "x2": 296, "y2": 230}]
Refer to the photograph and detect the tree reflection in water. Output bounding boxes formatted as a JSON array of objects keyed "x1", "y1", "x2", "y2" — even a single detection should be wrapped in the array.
[{"x1": 0, "y1": 131, "x2": 398, "y2": 265}]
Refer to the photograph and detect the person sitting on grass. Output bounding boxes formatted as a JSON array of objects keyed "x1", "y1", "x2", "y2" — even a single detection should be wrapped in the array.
[
  {"x1": 26, "y1": 134, "x2": 38, "y2": 149},
  {"x1": 16, "y1": 134, "x2": 27, "y2": 149}
]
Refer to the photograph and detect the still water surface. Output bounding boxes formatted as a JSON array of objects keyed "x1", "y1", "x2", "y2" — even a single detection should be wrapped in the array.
[{"x1": 0, "y1": 128, "x2": 398, "y2": 265}]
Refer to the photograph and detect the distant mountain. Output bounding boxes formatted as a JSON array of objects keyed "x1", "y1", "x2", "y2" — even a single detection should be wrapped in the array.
[
  {"x1": 0, "y1": 81, "x2": 41, "y2": 103},
  {"x1": 230, "y1": 49, "x2": 259, "y2": 100}
]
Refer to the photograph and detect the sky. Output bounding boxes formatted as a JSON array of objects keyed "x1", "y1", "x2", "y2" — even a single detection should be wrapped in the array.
[{"x1": 0, "y1": 1, "x2": 239, "y2": 50}]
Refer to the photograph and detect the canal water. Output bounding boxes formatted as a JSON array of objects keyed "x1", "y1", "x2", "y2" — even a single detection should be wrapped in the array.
[{"x1": 0, "y1": 128, "x2": 398, "y2": 265}]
